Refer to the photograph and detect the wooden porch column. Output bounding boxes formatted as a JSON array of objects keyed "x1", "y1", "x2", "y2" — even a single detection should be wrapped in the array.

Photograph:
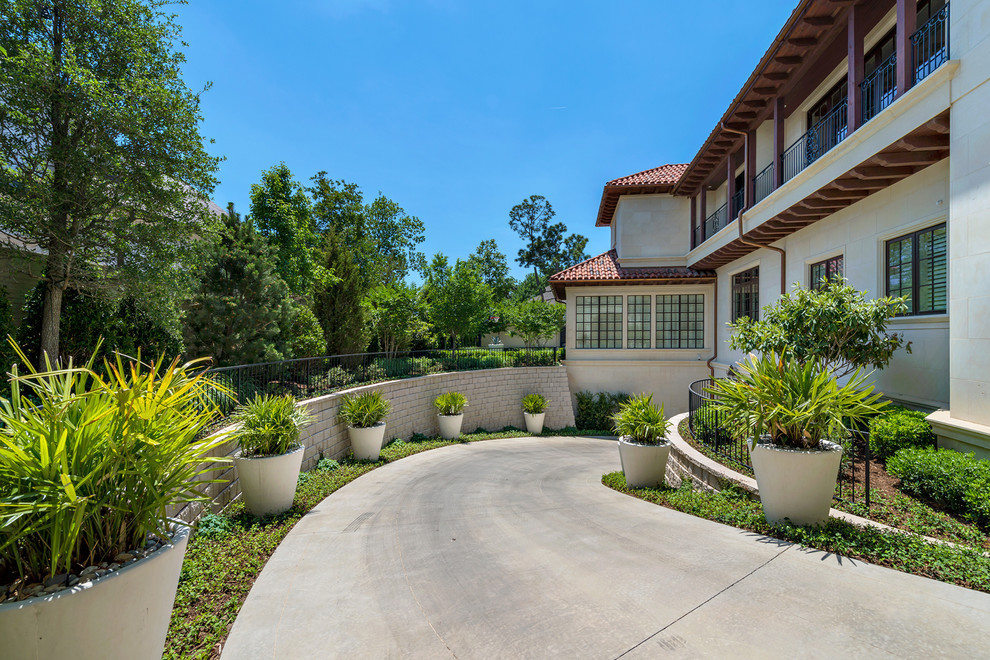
[
  {"x1": 699, "y1": 189, "x2": 707, "y2": 240},
  {"x1": 847, "y1": 3, "x2": 866, "y2": 133},
  {"x1": 896, "y1": 0, "x2": 918, "y2": 98},
  {"x1": 773, "y1": 96, "x2": 785, "y2": 188},
  {"x1": 690, "y1": 195, "x2": 697, "y2": 248},
  {"x1": 727, "y1": 153, "x2": 737, "y2": 219},
  {"x1": 746, "y1": 129, "x2": 757, "y2": 209}
]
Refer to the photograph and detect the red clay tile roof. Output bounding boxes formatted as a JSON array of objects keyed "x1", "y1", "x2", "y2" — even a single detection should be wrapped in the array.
[
  {"x1": 596, "y1": 164, "x2": 688, "y2": 227},
  {"x1": 607, "y1": 164, "x2": 688, "y2": 187},
  {"x1": 549, "y1": 250, "x2": 715, "y2": 300}
]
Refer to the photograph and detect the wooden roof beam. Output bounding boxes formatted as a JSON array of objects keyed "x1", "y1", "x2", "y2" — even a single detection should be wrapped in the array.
[
  {"x1": 874, "y1": 151, "x2": 941, "y2": 165},
  {"x1": 787, "y1": 37, "x2": 819, "y2": 48},
  {"x1": 802, "y1": 15, "x2": 836, "y2": 27},
  {"x1": 834, "y1": 177, "x2": 896, "y2": 190},
  {"x1": 851, "y1": 166, "x2": 916, "y2": 179},
  {"x1": 898, "y1": 134, "x2": 950, "y2": 151},
  {"x1": 774, "y1": 55, "x2": 803, "y2": 66}
]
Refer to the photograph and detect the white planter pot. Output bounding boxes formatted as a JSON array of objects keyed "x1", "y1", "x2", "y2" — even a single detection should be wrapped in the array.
[
  {"x1": 618, "y1": 437, "x2": 672, "y2": 488},
  {"x1": 0, "y1": 525, "x2": 190, "y2": 660},
  {"x1": 438, "y1": 413, "x2": 464, "y2": 440},
  {"x1": 349, "y1": 422, "x2": 387, "y2": 461},
  {"x1": 524, "y1": 411, "x2": 545, "y2": 434},
  {"x1": 234, "y1": 445, "x2": 305, "y2": 517},
  {"x1": 750, "y1": 440, "x2": 843, "y2": 526}
]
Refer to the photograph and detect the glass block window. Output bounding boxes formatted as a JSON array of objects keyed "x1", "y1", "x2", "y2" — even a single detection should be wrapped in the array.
[
  {"x1": 656, "y1": 294, "x2": 704, "y2": 349},
  {"x1": 732, "y1": 267, "x2": 760, "y2": 322},
  {"x1": 575, "y1": 296, "x2": 623, "y2": 348},
  {"x1": 887, "y1": 224, "x2": 947, "y2": 315},
  {"x1": 810, "y1": 255, "x2": 844, "y2": 290},
  {"x1": 626, "y1": 295, "x2": 651, "y2": 349}
]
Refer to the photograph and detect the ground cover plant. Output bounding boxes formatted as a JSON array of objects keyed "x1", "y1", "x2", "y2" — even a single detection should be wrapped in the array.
[
  {"x1": 165, "y1": 425, "x2": 611, "y2": 659},
  {"x1": 602, "y1": 472, "x2": 990, "y2": 594}
]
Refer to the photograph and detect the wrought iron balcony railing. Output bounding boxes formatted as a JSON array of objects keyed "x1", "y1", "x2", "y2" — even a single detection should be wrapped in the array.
[
  {"x1": 913, "y1": 4, "x2": 949, "y2": 84},
  {"x1": 730, "y1": 188, "x2": 745, "y2": 219},
  {"x1": 753, "y1": 162, "x2": 774, "y2": 205},
  {"x1": 781, "y1": 99, "x2": 849, "y2": 184},
  {"x1": 704, "y1": 202, "x2": 728, "y2": 240},
  {"x1": 862, "y1": 53, "x2": 897, "y2": 124}
]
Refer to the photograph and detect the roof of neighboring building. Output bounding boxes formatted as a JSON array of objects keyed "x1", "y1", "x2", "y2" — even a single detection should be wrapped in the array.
[
  {"x1": 595, "y1": 164, "x2": 688, "y2": 227},
  {"x1": 548, "y1": 250, "x2": 715, "y2": 300}
]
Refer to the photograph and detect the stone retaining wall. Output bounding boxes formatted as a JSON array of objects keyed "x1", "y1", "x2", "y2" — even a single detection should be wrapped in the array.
[{"x1": 173, "y1": 366, "x2": 574, "y2": 522}]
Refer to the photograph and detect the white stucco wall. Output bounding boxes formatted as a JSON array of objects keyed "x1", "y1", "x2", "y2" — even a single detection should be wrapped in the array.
[
  {"x1": 713, "y1": 161, "x2": 950, "y2": 408},
  {"x1": 614, "y1": 194, "x2": 691, "y2": 261},
  {"x1": 947, "y1": 0, "x2": 990, "y2": 427}
]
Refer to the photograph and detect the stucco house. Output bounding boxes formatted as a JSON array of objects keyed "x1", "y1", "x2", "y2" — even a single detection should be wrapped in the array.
[{"x1": 550, "y1": 0, "x2": 990, "y2": 456}]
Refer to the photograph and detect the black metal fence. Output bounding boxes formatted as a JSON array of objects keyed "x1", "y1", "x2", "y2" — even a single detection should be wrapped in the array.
[
  {"x1": 781, "y1": 100, "x2": 849, "y2": 184},
  {"x1": 204, "y1": 346, "x2": 562, "y2": 419},
  {"x1": 862, "y1": 53, "x2": 897, "y2": 124},
  {"x1": 753, "y1": 163, "x2": 775, "y2": 206},
  {"x1": 704, "y1": 202, "x2": 728, "y2": 240},
  {"x1": 687, "y1": 378, "x2": 871, "y2": 510}
]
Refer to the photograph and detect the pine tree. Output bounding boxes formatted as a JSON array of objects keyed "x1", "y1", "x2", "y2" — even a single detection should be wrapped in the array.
[
  {"x1": 184, "y1": 205, "x2": 294, "y2": 366},
  {"x1": 313, "y1": 230, "x2": 369, "y2": 355}
]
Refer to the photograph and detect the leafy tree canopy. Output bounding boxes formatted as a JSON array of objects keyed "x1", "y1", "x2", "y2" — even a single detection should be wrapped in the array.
[
  {"x1": 363, "y1": 282, "x2": 427, "y2": 356},
  {"x1": 0, "y1": 0, "x2": 221, "y2": 360},
  {"x1": 313, "y1": 229, "x2": 369, "y2": 356},
  {"x1": 467, "y1": 239, "x2": 515, "y2": 301},
  {"x1": 364, "y1": 194, "x2": 427, "y2": 286},
  {"x1": 250, "y1": 163, "x2": 326, "y2": 297},
  {"x1": 508, "y1": 195, "x2": 589, "y2": 279},
  {"x1": 729, "y1": 279, "x2": 911, "y2": 378},
  {"x1": 507, "y1": 299, "x2": 565, "y2": 348},
  {"x1": 423, "y1": 255, "x2": 492, "y2": 348}
]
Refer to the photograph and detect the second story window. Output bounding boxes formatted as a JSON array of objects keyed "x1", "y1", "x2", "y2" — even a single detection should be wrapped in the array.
[
  {"x1": 732, "y1": 267, "x2": 760, "y2": 322},
  {"x1": 810, "y1": 256, "x2": 844, "y2": 290},
  {"x1": 575, "y1": 295, "x2": 623, "y2": 348},
  {"x1": 886, "y1": 224, "x2": 947, "y2": 316}
]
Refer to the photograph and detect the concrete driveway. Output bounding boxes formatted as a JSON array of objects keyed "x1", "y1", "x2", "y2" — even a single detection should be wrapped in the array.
[{"x1": 222, "y1": 436, "x2": 990, "y2": 659}]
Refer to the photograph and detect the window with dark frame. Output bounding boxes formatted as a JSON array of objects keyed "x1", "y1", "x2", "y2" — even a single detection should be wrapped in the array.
[
  {"x1": 732, "y1": 267, "x2": 760, "y2": 322},
  {"x1": 626, "y1": 295, "x2": 651, "y2": 349},
  {"x1": 886, "y1": 224, "x2": 947, "y2": 316},
  {"x1": 574, "y1": 295, "x2": 623, "y2": 349},
  {"x1": 810, "y1": 255, "x2": 844, "y2": 290},
  {"x1": 656, "y1": 294, "x2": 704, "y2": 349}
]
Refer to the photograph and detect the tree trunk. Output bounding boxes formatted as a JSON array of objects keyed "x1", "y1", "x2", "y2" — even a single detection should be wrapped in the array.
[{"x1": 40, "y1": 279, "x2": 64, "y2": 364}]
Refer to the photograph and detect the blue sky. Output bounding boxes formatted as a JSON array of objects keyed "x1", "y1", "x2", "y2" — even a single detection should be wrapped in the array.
[{"x1": 175, "y1": 0, "x2": 796, "y2": 279}]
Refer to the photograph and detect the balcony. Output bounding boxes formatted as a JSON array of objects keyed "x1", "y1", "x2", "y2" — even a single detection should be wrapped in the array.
[
  {"x1": 862, "y1": 53, "x2": 897, "y2": 124},
  {"x1": 781, "y1": 99, "x2": 849, "y2": 185}
]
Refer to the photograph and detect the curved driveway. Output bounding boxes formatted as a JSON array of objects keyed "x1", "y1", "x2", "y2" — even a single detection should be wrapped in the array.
[{"x1": 222, "y1": 436, "x2": 990, "y2": 659}]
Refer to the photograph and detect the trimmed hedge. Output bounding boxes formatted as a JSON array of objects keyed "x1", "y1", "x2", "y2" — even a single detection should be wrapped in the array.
[
  {"x1": 887, "y1": 447, "x2": 990, "y2": 529},
  {"x1": 574, "y1": 391, "x2": 629, "y2": 431},
  {"x1": 869, "y1": 406, "x2": 936, "y2": 461}
]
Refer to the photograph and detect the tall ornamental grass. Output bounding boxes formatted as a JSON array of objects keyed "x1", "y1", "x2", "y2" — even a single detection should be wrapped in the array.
[
  {"x1": 232, "y1": 394, "x2": 312, "y2": 457},
  {"x1": 0, "y1": 344, "x2": 230, "y2": 582}
]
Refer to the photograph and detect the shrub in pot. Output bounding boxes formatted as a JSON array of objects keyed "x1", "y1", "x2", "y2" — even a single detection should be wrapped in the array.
[
  {"x1": 612, "y1": 393, "x2": 672, "y2": 488},
  {"x1": 522, "y1": 393, "x2": 548, "y2": 434},
  {"x1": 339, "y1": 390, "x2": 391, "y2": 460},
  {"x1": 434, "y1": 392, "x2": 467, "y2": 440},
  {"x1": 0, "y1": 345, "x2": 230, "y2": 660},
  {"x1": 709, "y1": 352, "x2": 884, "y2": 526},
  {"x1": 232, "y1": 394, "x2": 313, "y2": 517}
]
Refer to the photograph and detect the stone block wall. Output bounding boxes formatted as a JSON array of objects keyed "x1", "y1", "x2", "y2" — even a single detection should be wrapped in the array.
[{"x1": 172, "y1": 366, "x2": 574, "y2": 522}]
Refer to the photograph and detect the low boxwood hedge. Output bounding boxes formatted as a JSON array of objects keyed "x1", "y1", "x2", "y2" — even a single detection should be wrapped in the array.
[
  {"x1": 869, "y1": 406, "x2": 937, "y2": 461},
  {"x1": 887, "y1": 447, "x2": 990, "y2": 529}
]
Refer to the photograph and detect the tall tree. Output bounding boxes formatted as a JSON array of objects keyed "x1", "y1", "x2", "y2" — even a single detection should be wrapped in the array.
[
  {"x1": 249, "y1": 163, "x2": 321, "y2": 297},
  {"x1": 310, "y1": 172, "x2": 365, "y2": 239},
  {"x1": 508, "y1": 195, "x2": 590, "y2": 279},
  {"x1": 467, "y1": 239, "x2": 514, "y2": 301},
  {"x1": 424, "y1": 255, "x2": 492, "y2": 348},
  {"x1": 313, "y1": 230, "x2": 369, "y2": 355},
  {"x1": 363, "y1": 283, "x2": 427, "y2": 356},
  {"x1": 184, "y1": 205, "x2": 294, "y2": 367},
  {"x1": 507, "y1": 299, "x2": 566, "y2": 348},
  {"x1": 365, "y1": 194, "x2": 427, "y2": 286},
  {"x1": 0, "y1": 0, "x2": 221, "y2": 360}
]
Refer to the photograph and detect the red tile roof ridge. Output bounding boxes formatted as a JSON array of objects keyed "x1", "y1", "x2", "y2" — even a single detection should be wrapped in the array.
[
  {"x1": 606, "y1": 163, "x2": 689, "y2": 187},
  {"x1": 549, "y1": 249, "x2": 715, "y2": 282}
]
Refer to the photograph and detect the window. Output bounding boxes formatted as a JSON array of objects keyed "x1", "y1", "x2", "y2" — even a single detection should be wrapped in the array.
[
  {"x1": 575, "y1": 296, "x2": 623, "y2": 348},
  {"x1": 808, "y1": 78, "x2": 848, "y2": 128},
  {"x1": 732, "y1": 267, "x2": 760, "y2": 322},
  {"x1": 656, "y1": 294, "x2": 704, "y2": 349},
  {"x1": 810, "y1": 255, "x2": 844, "y2": 290},
  {"x1": 626, "y1": 295, "x2": 651, "y2": 349},
  {"x1": 886, "y1": 224, "x2": 947, "y2": 315}
]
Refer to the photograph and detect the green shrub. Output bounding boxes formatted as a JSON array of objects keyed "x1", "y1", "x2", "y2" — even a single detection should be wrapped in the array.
[
  {"x1": 611, "y1": 393, "x2": 670, "y2": 445},
  {"x1": 575, "y1": 391, "x2": 629, "y2": 430},
  {"x1": 232, "y1": 394, "x2": 312, "y2": 457},
  {"x1": 314, "y1": 457, "x2": 340, "y2": 472},
  {"x1": 285, "y1": 304, "x2": 325, "y2": 359},
  {"x1": 360, "y1": 363, "x2": 388, "y2": 383},
  {"x1": 434, "y1": 392, "x2": 467, "y2": 415},
  {"x1": 321, "y1": 365, "x2": 356, "y2": 390},
  {"x1": 338, "y1": 390, "x2": 391, "y2": 428},
  {"x1": 887, "y1": 448, "x2": 990, "y2": 528},
  {"x1": 522, "y1": 393, "x2": 548, "y2": 414},
  {"x1": 869, "y1": 407, "x2": 936, "y2": 461},
  {"x1": 0, "y1": 345, "x2": 229, "y2": 582}
]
